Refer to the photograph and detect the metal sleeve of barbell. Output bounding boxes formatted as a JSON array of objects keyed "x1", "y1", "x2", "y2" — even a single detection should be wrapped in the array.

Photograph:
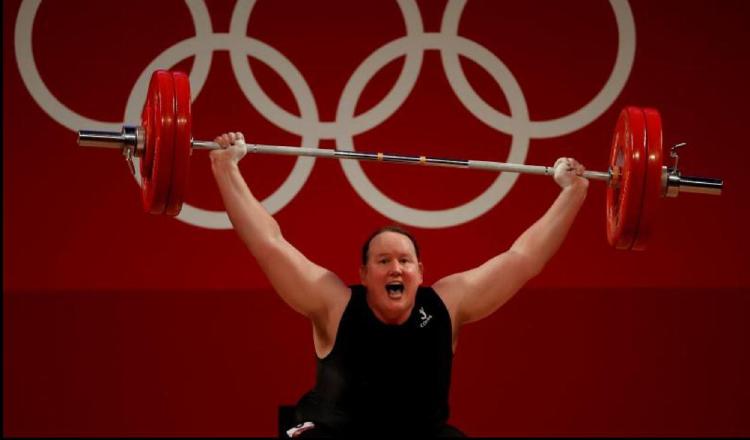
[
  {"x1": 191, "y1": 140, "x2": 610, "y2": 180},
  {"x1": 78, "y1": 128, "x2": 139, "y2": 149},
  {"x1": 675, "y1": 175, "x2": 724, "y2": 195}
]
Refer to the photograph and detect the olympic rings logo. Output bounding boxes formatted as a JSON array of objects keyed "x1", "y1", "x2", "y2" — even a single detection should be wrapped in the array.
[{"x1": 15, "y1": 0, "x2": 636, "y2": 230}]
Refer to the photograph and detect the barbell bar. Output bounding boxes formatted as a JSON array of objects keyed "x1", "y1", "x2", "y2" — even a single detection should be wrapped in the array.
[
  {"x1": 77, "y1": 70, "x2": 723, "y2": 250},
  {"x1": 83, "y1": 130, "x2": 614, "y2": 178}
]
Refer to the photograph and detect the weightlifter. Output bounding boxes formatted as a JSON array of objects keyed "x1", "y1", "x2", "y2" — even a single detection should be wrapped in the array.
[{"x1": 211, "y1": 131, "x2": 588, "y2": 438}]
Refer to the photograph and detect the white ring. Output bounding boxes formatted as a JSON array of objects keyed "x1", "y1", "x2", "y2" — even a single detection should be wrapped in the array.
[
  {"x1": 228, "y1": 0, "x2": 425, "y2": 139},
  {"x1": 440, "y1": 0, "x2": 636, "y2": 138},
  {"x1": 122, "y1": 33, "x2": 321, "y2": 229},
  {"x1": 14, "y1": 0, "x2": 214, "y2": 134},
  {"x1": 337, "y1": 33, "x2": 529, "y2": 228}
]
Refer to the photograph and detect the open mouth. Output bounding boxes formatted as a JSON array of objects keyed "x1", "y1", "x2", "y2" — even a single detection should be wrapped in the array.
[{"x1": 385, "y1": 282, "x2": 404, "y2": 298}]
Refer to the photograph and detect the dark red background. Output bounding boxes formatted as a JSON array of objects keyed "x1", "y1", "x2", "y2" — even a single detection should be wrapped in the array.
[{"x1": 4, "y1": 0, "x2": 749, "y2": 436}]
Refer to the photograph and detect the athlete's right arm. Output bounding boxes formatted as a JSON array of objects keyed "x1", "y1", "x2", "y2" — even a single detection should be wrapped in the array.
[{"x1": 209, "y1": 132, "x2": 349, "y2": 327}]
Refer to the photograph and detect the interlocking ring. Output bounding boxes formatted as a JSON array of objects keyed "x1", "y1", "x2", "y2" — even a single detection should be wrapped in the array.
[{"x1": 15, "y1": 0, "x2": 636, "y2": 229}]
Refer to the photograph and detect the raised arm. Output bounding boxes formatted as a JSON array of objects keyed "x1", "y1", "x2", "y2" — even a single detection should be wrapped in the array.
[
  {"x1": 210, "y1": 133, "x2": 349, "y2": 339},
  {"x1": 434, "y1": 158, "x2": 588, "y2": 339}
]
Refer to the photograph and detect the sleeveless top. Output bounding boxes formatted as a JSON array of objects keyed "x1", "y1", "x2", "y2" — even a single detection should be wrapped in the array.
[{"x1": 294, "y1": 285, "x2": 454, "y2": 435}]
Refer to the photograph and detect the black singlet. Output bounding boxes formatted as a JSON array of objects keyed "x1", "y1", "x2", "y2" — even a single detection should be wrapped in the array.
[{"x1": 294, "y1": 285, "x2": 454, "y2": 436}]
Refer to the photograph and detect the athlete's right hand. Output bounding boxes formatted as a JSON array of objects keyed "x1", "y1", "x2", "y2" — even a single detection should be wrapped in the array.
[{"x1": 210, "y1": 131, "x2": 248, "y2": 166}]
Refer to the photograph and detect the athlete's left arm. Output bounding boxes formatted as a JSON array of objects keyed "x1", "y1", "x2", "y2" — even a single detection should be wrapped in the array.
[{"x1": 434, "y1": 158, "x2": 589, "y2": 334}]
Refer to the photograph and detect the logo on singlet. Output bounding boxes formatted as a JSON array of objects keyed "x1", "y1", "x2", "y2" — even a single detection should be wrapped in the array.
[{"x1": 419, "y1": 307, "x2": 433, "y2": 328}]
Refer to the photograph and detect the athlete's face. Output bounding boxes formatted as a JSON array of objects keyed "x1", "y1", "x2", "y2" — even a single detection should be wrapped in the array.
[{"x1": 360, "y1": 231, "x2": 423, "y2": 325}]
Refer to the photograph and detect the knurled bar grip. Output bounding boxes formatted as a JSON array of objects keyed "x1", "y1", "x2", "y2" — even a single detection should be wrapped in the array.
[{"x1": 190, "y1": 140, "x2": 611, "y2": 181}]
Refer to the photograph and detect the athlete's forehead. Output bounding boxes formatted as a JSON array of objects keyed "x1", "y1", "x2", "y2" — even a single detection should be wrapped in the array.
[{"x1": 368, "y1": 231, "x2": 418, "y2": 255}]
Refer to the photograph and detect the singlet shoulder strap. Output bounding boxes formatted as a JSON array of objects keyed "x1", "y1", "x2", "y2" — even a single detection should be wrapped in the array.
[{"x1": 417, "y1": 286, "x2": 449, "y2": 312}]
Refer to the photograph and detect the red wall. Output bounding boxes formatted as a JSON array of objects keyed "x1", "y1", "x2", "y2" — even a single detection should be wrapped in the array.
[{"x1": 4, "y1": 0, "x2": 749, "y2": 436}]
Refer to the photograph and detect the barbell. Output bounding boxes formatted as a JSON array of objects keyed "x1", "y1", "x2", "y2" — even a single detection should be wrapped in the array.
[{"x1": 77, "y1": 70, "x2": 723, "y2": 250}]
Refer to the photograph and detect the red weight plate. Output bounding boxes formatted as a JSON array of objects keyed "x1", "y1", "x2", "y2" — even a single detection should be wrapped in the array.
[
  {"x1": 165, "y1": 71, "x2": 192, "y2": 216},
  {"x1": 606, "y1": 107, "x2": 647, "y2": 250},
  {"x1": 631, "y1": 108, "x2": 663, "y2": 250},
  {"x1": 141, "y1": 70, "x2": 176, "y2": 214},
  {"x1": 140, "y1": 74, "x2": 158, "y2": 179}
]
